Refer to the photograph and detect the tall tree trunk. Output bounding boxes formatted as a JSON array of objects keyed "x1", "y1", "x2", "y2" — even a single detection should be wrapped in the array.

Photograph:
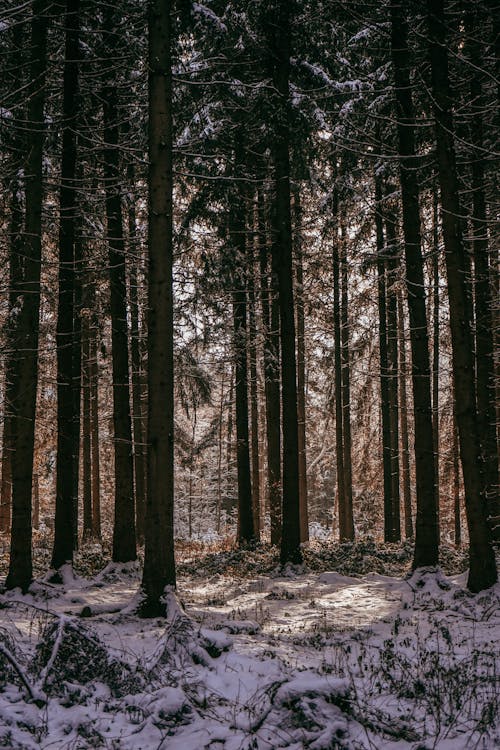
[
  {"x1": 397, "y1": 291, "x2": 413, "y2": 538},
  {"x1": 72, "y1": 226, "x2": 82, "y2": 550},
  {"x1": 90, "y1": 316, "x2": 101, "y2": 539},
  {"x1": 1, "y1": 22, "x2": 25, "y2": 536},
  {"x1": 127, "y1": 168, "x2": 147, "y2": 544},
  {"x1": 141, "y1": 0, "x2": 176, "y2": 615},
  {"x1": 340, "y1": 217, "x2": 355, "y2": 540},
  {"x1": 452, "y1": 398, "x2": 461, "y2": 547},
  {"x1": 375, "y1": 174, "x2": 393, "y2": 542},
  {"x1": 225, "y1": 365, "x2": 235, "y2": 522},
  {"x1": 248, "y1": 232, "x2": 261, "y2": 539},
  {"x1": 427, "y1": 0, "x2": 496, "y2": 591},
  {"x1": 258, "y1": 191, "x2": 281, "y2": 546},
  {"x1": 216, "y1": 366, "x2": 226, "y2": 533},
  {"x1": 32, "y1": 474, "x2": 40, "y2": 531},
  {"x1": 332, "y1": 195, "x2": 346, "y2": 540},
  {"x1": 465, "y1": 11, "x2": 499, "y2": 545},
  {"x1": 432, "y1": 191, "x2": 440, "y2": 532},
  {"x1": 268, "y1": 0, "x2": 301, "y2": 565},
  {"x1": 0, "y1": 418, "x2": 12, "y2": 534},
  {"x1": 51, "y1": 0, "x2": 80, "y2": 572},
  {"x1": 390, "y1": 1, "x2": 438, "y2": 569},
  {"x1": 6, "y1": 0, "x2": 49, "y2": 591},
  {"x1": 102, "y1": 8, "x2": 136, "y2": 563},
  {"x1": 231, "y1": 179, "x2": 254, "y2": 546},
  {"x1": 81, "y1": 311, "x2": 92, "y2": 542},
  {"x1": 293, "y1": 189, "x2": 309, "y2": 542},
  {"x1": 385, "y1": 204, "x2": 401, "y2": 541}
]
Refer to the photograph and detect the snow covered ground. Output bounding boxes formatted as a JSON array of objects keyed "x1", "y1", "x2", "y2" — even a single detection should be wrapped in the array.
[{"x1": 0, "y1": 545, "x2": 498, "y2": 749}]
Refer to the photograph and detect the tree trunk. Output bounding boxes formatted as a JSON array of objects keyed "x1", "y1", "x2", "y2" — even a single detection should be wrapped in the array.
[
  {"x1": 397, "y1": 291, "x2": 413, "y2": 538},
  {"x1": 340, "y1": 217, "x2": 355, "y2": 541},
  {"x1": 224, "y1": 365, "x2": 235, "y2": 522},
  {"x1": 248, "y1": 232, "x2": 261, "y2": 540},
  {"x1": 385, "y1": 204, "x2": 401, "y2": 541},
  {"x1": 332, "y1": 196, "x2": 346, "y2": 540},
  {"x1": 81, "y1": 311, "x2": 93, "y2": 542},
  {"x1": 390, "y1": 0, "x2": 438, "y2": 569},
  {"x1": 268, "y1": 0, "x2": 301, "y2": 565},
  {"x1": 6, "y1": 1, "x2": 49, "y2": 591},
  {"x1": 375, "y1": 174, "x2": 393, "y2": 542},
  {"x1": 1, "y1": 22, "x2": 25, "y2": 537},
  {"x1": 216, "y1": 366, "x2": 226, "y2": 533},
  {"x1": 90, "y1": 316, "x2": 101, "y2": 539},
  {"x1": 432, "y1": 191, "x2": 440, "y2": 533},
  {"x1": 72, "y1": 226, "x2": 82, "y2": 550},
  {"x1": 51, "y1": 0, "x2": 80, "y2": 572},
  {"x1": 32, "y1": 474, "x2": 39, "y2": 531},
  {"x1": 231, "y1": 182, "x2": 254, "y2": 546},
  {"x1": 258, "y1": 190, "x2": 281, "y2": 546},
  {"x1": 141, "y1": 0, "x2": 176, "y2": 615},
  {"x1": 427, "y1": 0, "x2": 496, "y2": 591},
  {"x1": 293, "y1": 188, "x2": 309, "y2": 542},
  {"x1": 102, "y1": 7, "x2": 136, "y2": 564},
  {"x1": 0, "y1": 417, "x2": 12, "y2": 534},
  {"x1": 127, "y1": 168, "x2": 147, "y2": 544},
  {"x1": 465, "y1": 10, "x2": 499, "y2": 545},
  {"x1": 452, "y1": 399, "x2": 461, "y2": 547}
]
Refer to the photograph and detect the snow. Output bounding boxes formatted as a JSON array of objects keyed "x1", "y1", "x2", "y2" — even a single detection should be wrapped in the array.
[
  {"x1": 0, "y1": 551, "x2": 498, "y2": 749},
  {"x1": 192, "y1": 3, "x2": 227, "y2": 33}
]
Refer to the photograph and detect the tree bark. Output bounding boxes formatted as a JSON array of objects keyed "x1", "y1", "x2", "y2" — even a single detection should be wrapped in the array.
[
  {"x1": 385, "y1": 204, "x2": 401, "y2": 541},
  {"x1": 89, "y1": 316, "x2": 101, "y2": 539},
  {"x1": 102, "y1": 6, "x2": 136, "y2": 564},
  {"x1": 268, "y1": 0, "x2": 301, "y2": 565},
  {"x1": 258, "y1": 191, "x2": 282, "y2": 546},
  {"x1": 127, "y1": 168, "x2": 147, "y2": 545},
  {"x1": 81, "y1": 311, "x2": 93, "y2": 542},
  {"x1": 231, "y1": 177, "x2": 254, "y2": 546},
  {"x1": 375, "y1": 174, "x2": 393, "y2": 543},
  {"x1": 332, "y1": 195, "x2": 346, "y2": 540},
  {"x1": 452, "y1": 399, "x2": 461, "y2": 547},
  {"x1": 6, "y1": 1, "x2": 49, "y2": 591},
  {"x1": 465, "y1": 10, "x2": 499, "y2": 545},
  {"x1": 141, "y1": 0, "x2": 176, "y2": 615},
  {"x1": 1, "y1": 21, "x2": 25, "y2": 537},
  {"x1": 293, "y1": 189, "x2": 309, "y2": 542},
  {"x1": 397, "y1": 291, "x2": 413, "y2": 538},
  {"x1": 427, "y1": 0, "x2": 496, "y2": 590},
  {"x1": 248, "y1": 228, "x2": 261, "y2": 539},
  {"x1": 51, "y1": 0, "x2": 80, "y2": 572},
  {"x1": 432, "y1": 191, "x2": 440, "y2": 533},
  {"x1": 390, "y1": 1, "x2": 438, "y2": 568},
  {"x1": 340, "y1": 217, "x2": 355, "y2": 541},
  {"x1": 71, "y1": 225, "x2": 82, "y2": 550}
]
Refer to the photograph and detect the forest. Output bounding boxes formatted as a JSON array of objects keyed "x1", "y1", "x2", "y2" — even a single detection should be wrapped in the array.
[{"x1": 0, "y1": 0, "x2": 498, "y2": 748}]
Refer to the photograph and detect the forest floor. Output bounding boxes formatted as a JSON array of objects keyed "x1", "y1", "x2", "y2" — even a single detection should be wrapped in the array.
[{"x1": 0, "y1": 538, "x2": 498, "y2": 749}]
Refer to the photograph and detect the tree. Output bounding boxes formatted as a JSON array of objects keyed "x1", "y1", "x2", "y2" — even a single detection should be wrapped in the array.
[
  {"x1": 6, "y1": 0, "x2": 49, "y2": 591},
  {"x1": 231, "y1": 160, "x2": 255, "y2": 546},
  {"x1": 293, "y1": 188, "x2": 309, "y2": 542},
  {"x1": 427, "y1": 0, "x2": 496, "y2": 591},
  {"x1": 141, "y1": 0, "x2": 176, "y2": 615},
  {"x1": 51, "y1": 0, "x2": 81, "y2": 572},
  {"x1": 464, "y1": 9, "x2": 499, "y2": 547},
  {"x1": 390, "y1": 0, "x2": 438, "y2": 569},
  {"x1": 375, "y1": 171, "x2": 393, "y2": 543},
  {"x1": 264, "y1": 0, "x2": 302, "y2": 565},
  {"x1": 0, "y1": 18, "x2": 25, "y2": 537},
  {"x1": 102, "y1": 4, "x2": 137, "y2": 563},
  {"x1": 258, "y1": 190, "x2": 282, "y2": 546}
]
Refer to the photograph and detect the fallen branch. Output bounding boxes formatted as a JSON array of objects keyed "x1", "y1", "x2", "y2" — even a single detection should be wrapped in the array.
[{"x1": 0, "y1": 643, "x2": 45, "y2": 706}]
